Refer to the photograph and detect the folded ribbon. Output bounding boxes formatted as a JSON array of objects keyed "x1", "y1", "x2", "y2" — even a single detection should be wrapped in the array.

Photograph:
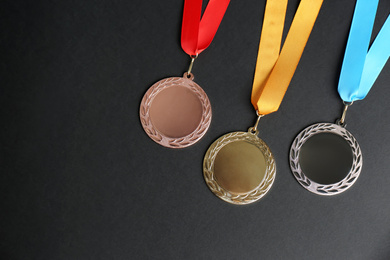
[
  {"x1": 181, "y1": 0, "x2": 230, "y2": 56},
  {"x1": 251, "y1": 0, "x2": 323, "y2": 115},
  {"x1": 338, "y1": 0, "x2": 390, "y2": 102}
]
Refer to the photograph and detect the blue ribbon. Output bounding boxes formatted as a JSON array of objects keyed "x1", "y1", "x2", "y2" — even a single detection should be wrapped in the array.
[{"x1": 338, "y1": 0, "x2": 390, "y2": 102}]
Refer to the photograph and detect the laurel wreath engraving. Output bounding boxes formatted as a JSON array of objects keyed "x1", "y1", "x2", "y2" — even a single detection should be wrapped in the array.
[
  {"x1": 203, "y1": 131, "x2": 276, "y2": 205},
  {"x1": 139, "y1": 75, "x2": 211, "y2": 148},
  {"x1": 289, "y1": 123, "x2": 362, "y2": 195}
]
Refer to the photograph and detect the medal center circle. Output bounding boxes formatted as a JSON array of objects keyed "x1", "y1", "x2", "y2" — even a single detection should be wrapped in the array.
[
  {"x1": 299, "y1": 133, "x2": 353, "y2": 185},
  {"x1": 150, "y1": 85, "x2": 203, "y2": 138},
  {"x1": 214, "y1": 141, "x2": 266, "y2": 194}
]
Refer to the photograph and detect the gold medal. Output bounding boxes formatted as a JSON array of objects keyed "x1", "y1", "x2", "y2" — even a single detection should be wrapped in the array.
[
  {"x1": 203, "y1": 117, "x2": 275, "y2": 205},
  {"x1": 203, "y1": 0, "x2": 323, "y2": 204}
]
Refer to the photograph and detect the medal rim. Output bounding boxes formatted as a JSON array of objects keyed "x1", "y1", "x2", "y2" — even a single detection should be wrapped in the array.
[
  {"x1": 203, "y1": 131, "x2": 276, "y2": 205},
  {"x1": 290, "y1": 122, "x2": 362, "y2": 196},
  {"x1": 139, "y1": 74, "x2": 212, "y2": 148}
]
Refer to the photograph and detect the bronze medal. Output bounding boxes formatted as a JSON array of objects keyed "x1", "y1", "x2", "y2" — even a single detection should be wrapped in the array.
[
  {"x1": 140, "y1": 73, "x2": 211, "y2": 148},
  {"x1": 140, "y1": 0, "x2": 231, "y2": 148}
]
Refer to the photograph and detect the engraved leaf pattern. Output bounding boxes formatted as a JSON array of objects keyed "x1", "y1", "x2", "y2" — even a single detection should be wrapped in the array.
[
  {"x1": 289, "y1": 123, "x2": 362, "y2": 195},
  {"x1": 140, "y1": 76, "x2": 211, "y2": 148},
  {"x1": 203, "y1": 132, "x2": 276, "y2": 205}
]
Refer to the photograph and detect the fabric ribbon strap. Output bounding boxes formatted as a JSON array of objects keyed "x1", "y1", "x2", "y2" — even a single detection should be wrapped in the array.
[
  {"x1": 251, "y1": 0, "x2": 323, "y2": 115},
  {"x1": 338, "y1": 0, "x2": 390, "y2": 102},
  {"x1": 181, "y1": 0, "x2": 230, "y2": 56}
]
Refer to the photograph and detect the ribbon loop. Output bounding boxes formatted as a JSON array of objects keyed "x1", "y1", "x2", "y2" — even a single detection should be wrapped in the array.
[
  {"x1": 251, "y1": 0, "x2": 324, "y2": 115},
  {"x1": 181, "y1": 0, "x2": 230, "y2": 56},
  {"x1": 338, "y1": 0, "x2": 390, "y2": 102}
]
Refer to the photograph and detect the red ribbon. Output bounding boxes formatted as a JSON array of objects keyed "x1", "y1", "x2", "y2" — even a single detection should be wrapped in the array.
[{"x1": 181, "y1": 0, "x2": 230, "y2": 56}]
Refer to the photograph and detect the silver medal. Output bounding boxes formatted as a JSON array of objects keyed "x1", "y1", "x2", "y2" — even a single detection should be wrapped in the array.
[{"x1": 289, "y1": 103, "x2": 362, "y2": 195}]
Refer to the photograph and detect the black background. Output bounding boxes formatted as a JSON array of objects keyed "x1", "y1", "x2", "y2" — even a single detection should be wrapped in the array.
[{"x1": 2, "y1": 0, "x2": 390, "y2": 259}]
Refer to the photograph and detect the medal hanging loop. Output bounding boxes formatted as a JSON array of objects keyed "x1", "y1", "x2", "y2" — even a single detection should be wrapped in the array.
[
  {"x1": 187, "y1": 54, "x2": 198, "y2": 76},
  {"x1": 248, "y1": 113, "x2": 264, "y2": 135},
  {"x1": 251, "y1": 0, "x2": 323, "y2": 115},
  {"x1": 337, "y1": 102, "x2": 353, "y2": 127}
]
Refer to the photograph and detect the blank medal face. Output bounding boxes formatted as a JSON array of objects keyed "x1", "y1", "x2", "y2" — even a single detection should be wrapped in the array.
[
  {"x1": 140, "y1": 74, "x2": 211, "y2": 148},
  {"x1": 299, "y1": 133, "x2": 353, "y2": 185},
  {"x1": 290, "y1": 123, "x2": 362, "y2": 195},
  {"x1": 150, "y1": 86, "x2": 202, "y2": 138},
  {"x1": 214, "y1": 141, "x2": 266, "y2": 194},
  {"x1": 203, "y1": 131, "x2": 276, "y2": 205}
]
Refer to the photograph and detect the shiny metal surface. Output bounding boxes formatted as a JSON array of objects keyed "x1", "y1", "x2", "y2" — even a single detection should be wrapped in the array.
[
  {"x1": 203, "y1": 130, "x2": 276, "y2": 205},
  {"x1": 140, "y1": 73, "x2": 211, "y2": 148},
  {"x1": 214, "y1": 140, "x2": 267, "y2": 194},
  {"x1": 299, "y1": 133, "x2": 353, "y2": 185},
  {"x1": 290, "y1": 123, "x2": 362, "y2": 195}
]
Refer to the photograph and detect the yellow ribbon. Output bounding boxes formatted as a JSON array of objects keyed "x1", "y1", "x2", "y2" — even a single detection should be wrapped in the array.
[{"x1": 251, "y1": 0, "x2": 323, "y2": 115}]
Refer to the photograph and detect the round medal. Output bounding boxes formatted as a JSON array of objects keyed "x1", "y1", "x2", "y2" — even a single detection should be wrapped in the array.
[
  {"x1": 290, "y1": 123, "x2": 362, "y2": 195},
  {"x1": 140, "y1": 73, "x2": 211, "y2": 148},
  {"x1": 202, "y1": 0, "x2": 323, "y2": 203},
  {"x1": 139, "y1": 0, "x2": 231, "y2": 148},
  {"x1": 203, "y1": 130, "x2": 276, "y2": 205}
]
